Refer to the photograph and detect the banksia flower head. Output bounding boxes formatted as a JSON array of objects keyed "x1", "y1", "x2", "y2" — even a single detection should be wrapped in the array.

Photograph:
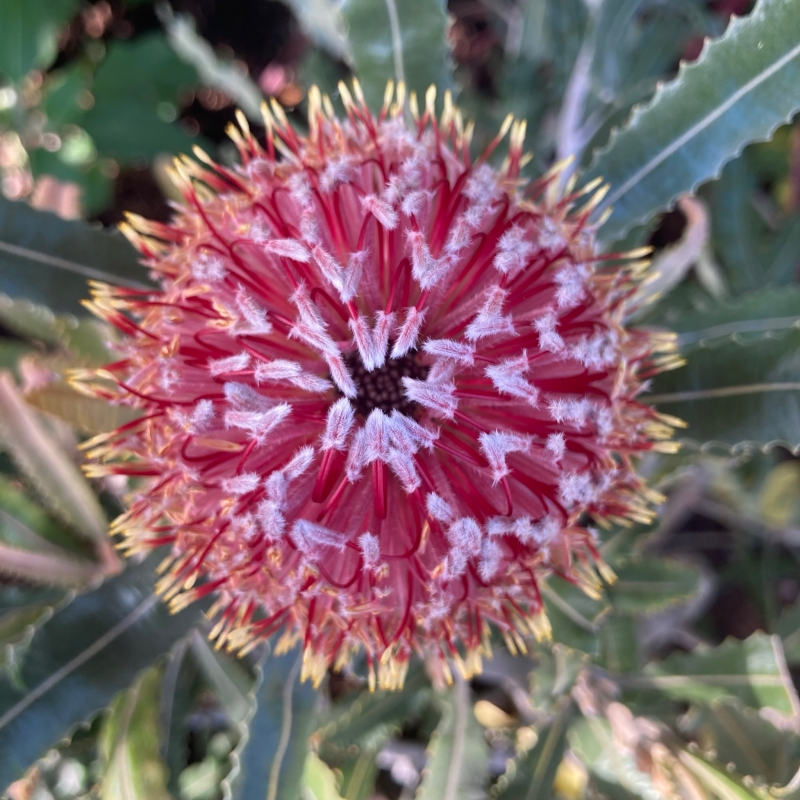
[{"x1": 77, "y1": 81, "x2": 683, "y2": 689}]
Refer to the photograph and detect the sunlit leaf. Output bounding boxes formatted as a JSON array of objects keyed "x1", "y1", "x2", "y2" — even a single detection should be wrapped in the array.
[
  {"x1": 303, "y1": 752, "x2": 345, "y2": 800},
  {"x1": 26, "y1": 381, "x2": 140, "y2": 435},
  {"x1": 99, "y1": 667, "x2": 172, "y2": 800},
  {"x1": 283, "y1": 0, "x2": 350, "y2": 62},
  {"x1": 159, "y1": 7, "x2": 264, "y2": 124}
]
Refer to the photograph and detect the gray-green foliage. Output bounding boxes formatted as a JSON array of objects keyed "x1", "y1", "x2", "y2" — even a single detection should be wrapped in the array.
[{"x1": 1, "y1": 0, "x2": 800, "y2": 798}]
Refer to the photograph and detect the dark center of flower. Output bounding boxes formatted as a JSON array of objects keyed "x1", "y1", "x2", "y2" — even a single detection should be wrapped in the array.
[{"x1": 343, "y1": 349, "x2": 429, "y2": 418}]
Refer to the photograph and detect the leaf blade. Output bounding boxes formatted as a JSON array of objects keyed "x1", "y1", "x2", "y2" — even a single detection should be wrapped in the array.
[
  {"x1": 416, "y1": 674, "x2": 490, "y2": 800},
  {"x1": 0, "y1": 553, "x2": 207, "y2": 787},
  {"x1": 99, "y1": 667, "x2": 172, "y2": 800},
  {"x1": 341, "y1": 0, "x2": 452, "y2": 109},
  {"x1": 0, "y1": 196, "x2": 149, "y2": 315},
  {"x1": 223, "y1": 648, "x2": 318, "y2": 800},
  {"x1": 583, "y1": 0, "x2": 800, "y2": 243}
]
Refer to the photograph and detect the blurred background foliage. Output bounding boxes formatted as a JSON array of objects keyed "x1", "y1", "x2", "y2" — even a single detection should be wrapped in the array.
[{"x1": 0, "y1": 0, "x2": 799, "y2": 799}]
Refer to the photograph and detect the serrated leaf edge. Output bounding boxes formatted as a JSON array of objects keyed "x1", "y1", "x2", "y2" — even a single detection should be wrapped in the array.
[{"x1": 583, "y1": 0, "x2": 800, "y2": 242}]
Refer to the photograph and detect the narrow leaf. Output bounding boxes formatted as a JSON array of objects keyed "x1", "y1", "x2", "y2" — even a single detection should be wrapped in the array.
[
  {"x1": 25, "y1": 382, "x2": 141, "y2": 435},
  {"x1": 0, "y1": 372, "x2": 109, "y2": 544},
  {"x1": 569, "y1": 716, "x2": 661, "y2": 800},
  {"x1": 0, "y1": 196, "x2": 149, "y2": 315},
  {"x1": 681, "y1": 698, "x2": 800, "y2": 786},
  {"x1": 583, "y1": 0, "x2": 800, "y2": 242},
  {"x1": 495, "y1": 696, "x2": 574, "y2": 800},
  {"x1": 189, "y1": 628, "x2": 253, "y2": 725},
  {"x1": 620, "y1": 632, "x2": 800, "y2": 720},
  {"x1": 223, "y1": 648, "x2": 318, "y2": 800},
  {"x1": 0, "y1": 553, "x2": 207, "y2": 787},
  {"x1": 540, "y1": 575, "x2": 609, "y2": 655},
  {"x1": 303, "y1": 752, "x2": 346, "y2": 800},
  {"x1": 646, "y1": 328, "x2": 800, "y2": 451},
  {"x1": 317, "y1": 663, "x2": 428, "y2": 750},
  {"x1": 607, "y1": 558, "x2": 703, "y2": 616},
  {"x1": 676, "y1": 749, "x2": 761, "y2": 800},
  {"x1": 416, "y1": 674, "x2": 490, "y2": 800},
  {"x1": 340, "y1": 0, "x2": 452, "y2": 109},
  {"x1": 99, "y1": 667, "x2": 172, "y2": 800}
]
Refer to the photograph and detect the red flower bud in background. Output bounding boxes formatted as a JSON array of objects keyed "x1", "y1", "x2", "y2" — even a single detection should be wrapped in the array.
[{"x1": 76, "y1": 82, "x2": 683, "y2": 689}]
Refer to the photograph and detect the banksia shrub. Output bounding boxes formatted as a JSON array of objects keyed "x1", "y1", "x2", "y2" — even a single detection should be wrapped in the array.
[{"x1": 76, "y1": 82, "x2": 682, "y2": 689}]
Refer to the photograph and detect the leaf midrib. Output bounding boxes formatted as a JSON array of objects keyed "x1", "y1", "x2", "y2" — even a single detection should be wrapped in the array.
[
  {"x1": 601, "y1": 38, "x2": 800, "y2": 213},
  {"x1": 0, "y1": 593, "x2": 159, "y2": 731},
  {"x1": 0, "y1": 241, "x2": 151, "y2": 292}
]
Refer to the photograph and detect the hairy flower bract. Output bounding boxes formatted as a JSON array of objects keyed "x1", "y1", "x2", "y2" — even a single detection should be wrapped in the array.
[{"x1": 78, "y1": 82, "x2": 683, "y2": 689}]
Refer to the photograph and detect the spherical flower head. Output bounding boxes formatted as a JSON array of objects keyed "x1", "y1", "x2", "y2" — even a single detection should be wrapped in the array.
[{"x1": 79, "y1": 82, "x2": 683, "y2": 689}]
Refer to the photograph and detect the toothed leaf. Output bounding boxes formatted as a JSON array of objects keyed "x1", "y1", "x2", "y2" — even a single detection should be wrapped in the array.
[{"x1": 584, "y1": 0, "x2": 800, "y2": 242}]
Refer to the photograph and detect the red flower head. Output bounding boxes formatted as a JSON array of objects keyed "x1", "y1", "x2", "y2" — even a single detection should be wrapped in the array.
[{"x1": 78, "y1": 82, "x2": 683, "y2": 689}]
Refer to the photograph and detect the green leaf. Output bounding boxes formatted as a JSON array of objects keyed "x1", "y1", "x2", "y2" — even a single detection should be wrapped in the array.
[
  {"x1": 416, "y1": 675, "x2": 490, "y2": 800},
  {"x1": 776, "y1": 602, "x2": 800, "y2": 665},
  {"x1": 25, "y1": 382, "x2": 141, "y2": 435},
  {"x1": 706, "y1": 153, "x2": 772, "y2": 296},
  {"x1": 540, "y1": 575, "x2": 609, "y2": 655},
  {"x1": 667, "y1": 286, "x2": 800, "y2": 348},
  {"x1": 223, "y1": 649, "x2": 318, "y2": 800},
  {"x1": 680, "y1": 698, "x2": 800, "y2": 786},
  {"x1": 340, "y1": 0, "x2": 452, "y2": 110},
  {"x1": 0, "y1": 294, "x2": 63, "y2": 345},
  {"x1": 0, "y1": 195, "x2": 149, "y2": 315},
  {"x1": 583, "y1": 0, "x2": 800, "y2": 243},
  {"x1": 0, "y1": 0, "x2": 79, "y2": 82},
  {"x1": 0, "y1": 372, "x2": 109, "y2": 545},
  {"x1": 81, "y1": 33, "x2": 200, "y2": 163},
  {"x1": 569, "y1": 716, "x2": 661, "y2": 800},
  {"x1": 158, "y1": 638, "x2": 201, "y2": 796},
  {"x1": 0, "y1": 552, "x2": 207, "y2": 787},
  {"x1": 599, "y1": 616, "x2": 640, "y2": 675},
  {"x1": 647, "y1": 328, "x2": 800, "y2": 451},
  {"x1": 99, "y1": 666, "x2": 172, "y2": 800},
  {"x1": 676, "y1": 749, "x2": 762, "y2": 800},
  {"x1": 620, "y1": 632, "x2": 800, "y2": 719},
  {"x1": 333, "y1": 748, "x2": 381, "y2": 800},
  {"x1": 495, "y1": 696, "x2": 574, "y2": 800},
  {"x1": 303, "y1": 752, "x2": 345, "y2": 800},
  {"x1": 189, "y1": 628, "x2": 253, "y2": 725},
  {"x1": 317, "y1": 662, "x2": 428, "y2": 751},
  {"x1": 607, "y1": 558, "x2": 703, "y2": 616},
  {"x1": 181, "y1": 757, "x2": 227, "y2": 800}
]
